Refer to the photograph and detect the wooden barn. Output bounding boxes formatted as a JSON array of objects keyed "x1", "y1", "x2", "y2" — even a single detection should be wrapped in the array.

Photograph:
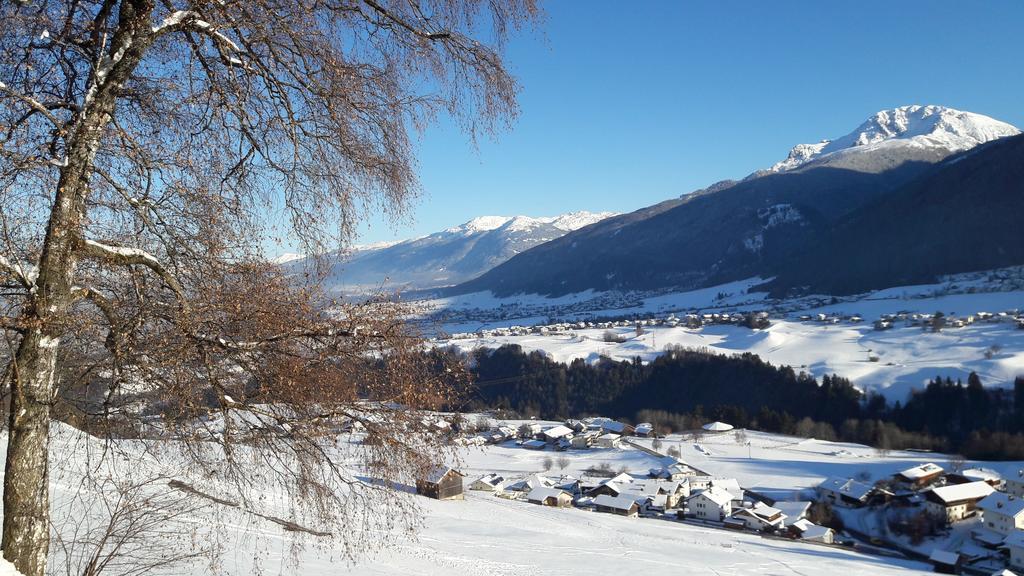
[{"x1": 416, "y1": 466, "x2": 465, "y2": 500}]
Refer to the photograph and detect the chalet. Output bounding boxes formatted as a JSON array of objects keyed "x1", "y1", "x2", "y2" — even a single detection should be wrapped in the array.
[
  {"x1": 979, "y1": 492, "x2": 1024, "y2": 535},
  {"x1": 894, "y1": 463, "x2": 944, "y2": 489},
  {"x1": 416, "y1": 466, "x2": 464, "y2": 501},
  {"x1": 527, "y1": 487, "x2": 573, "y2": 508},
  {"x1": 731, "y1": 503, "x2": 786, "y2": 532},
  {"x1": 571, "y1": 433, "x2": 597, "y2": 449},
  {"x1": 928, "y1": 549, "x2": 962, "y2": 575},
  {"x1": 924, "y1": 481, "x2": 995, "y2": 524},
  {"x1": 592, "y1": 494, "x2": 639, "y2": 517},
  {"x1": 597, "y1": 433, "x2": 622, "y2": 449},
  {"x1": 634, "y1": 422, "x2": 654, "y2": 437},
  {"x1": 688, "y1": 487, "x2": 733, "y2": 521},
  {"x1": 469, "y1": 473, "x2": 504, "y2": 492},
  {"x1": 1004, "y1": 530, "x2": 1024, "y2": 570},
  {"x1": 817, "y1": 477, "x2": 883, "y2": 508},
  {"x1": 788, "y1": 519, "x2": 835, "y2": 544}
]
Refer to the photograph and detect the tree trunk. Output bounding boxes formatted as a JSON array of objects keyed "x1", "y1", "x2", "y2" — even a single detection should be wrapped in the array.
[{"x1": 2, "y1": 4, "x2": 153, "y2": 573}]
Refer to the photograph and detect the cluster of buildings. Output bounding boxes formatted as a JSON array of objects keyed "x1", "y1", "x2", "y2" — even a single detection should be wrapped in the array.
[
  {"x1": 818, "y1": 463, "x2": 1024, "y2": 574},
  {"x1": 443, "y1": 312, "x2": 772, "y2": 341},
  {"x1": 870, "y1": 310, "x2": 1024, "y2": 331},
  {"x1": 459, "y1": 417, "x2": 654, "y2": 451}
]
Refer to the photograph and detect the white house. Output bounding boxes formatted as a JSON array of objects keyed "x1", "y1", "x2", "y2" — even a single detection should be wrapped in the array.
[
  {"x1": 925, "y1": 481, "x2": 995, "y2": 524},
  {"x1": 505, "y1": 473, "x2": 555, "y2": 493},
  {"x1": 597, "y1": 433, "x2": 622, "y2": 449},
  {"x1": 1004, "y1": 530, "x2": 1024, "y2": 570},
  {"x1": 774, "y1": 501, "x2": 812, "y2": 523},
  {"x1": 979, "y1": 492, "x2": 1024, "y2": 535},
  {"x1": 688, "y1": 486, "x2": 734, "y2": 521},
  {"x1": 1005, "y1": 471, "x2": 1024, "y2": 498},
  {"x1": 469, "y1": 473, "x2": 504, "y2": 492},
  {"x1": 711, "y1": 478, "x2": 744, "y2": 506}
]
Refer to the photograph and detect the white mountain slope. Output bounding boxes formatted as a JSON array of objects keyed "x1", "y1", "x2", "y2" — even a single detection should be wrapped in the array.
[
  {"x1": 768, "y1": 105, "x2": 1020, "y2": 173},
  {"x1": 288, "y1": 211, "x2": 615, "y2": 294}
]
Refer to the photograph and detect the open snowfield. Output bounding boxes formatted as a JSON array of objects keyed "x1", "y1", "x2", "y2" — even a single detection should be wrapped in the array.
[
  {"x1": 439, "y1": 319, "x2": 1024, "y2": 401},
  {"x1": 12, "y1": 421, "x2": 1009, "y2": 575}
]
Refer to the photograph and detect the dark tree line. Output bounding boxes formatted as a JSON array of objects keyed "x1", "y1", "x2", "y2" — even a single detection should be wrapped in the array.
[{"x1": 452, "y1": 344, "x2": 1024, "y2": 460}]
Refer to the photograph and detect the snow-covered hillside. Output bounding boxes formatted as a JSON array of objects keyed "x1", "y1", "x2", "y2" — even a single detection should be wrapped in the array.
[
  {"x1": 768, "y1": 105, "x2": 1020, "y2": 173},
  {"x1": 7, "y1": 422, "x2": 947, "y2": 576},
  {"x1": 286, "y1": 211, "x2": 615, "y2": 294}
]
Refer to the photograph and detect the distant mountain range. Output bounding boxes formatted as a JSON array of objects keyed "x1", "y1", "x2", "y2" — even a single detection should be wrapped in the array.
[
  {"x1": 286, "y1": 211, "x2": 615, "y2": 293},
  {"x1": 446, "y1": 105, "x2": 1023, "y2": 298}
]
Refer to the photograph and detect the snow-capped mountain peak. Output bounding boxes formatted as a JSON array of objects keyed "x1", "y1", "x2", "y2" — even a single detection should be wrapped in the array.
[
  {"x1": 445, "y1": 211, "x2": 615, "y2": 235},
  {"x1": 769, "y1": 105, "x2": 1020, "y2": 173}
]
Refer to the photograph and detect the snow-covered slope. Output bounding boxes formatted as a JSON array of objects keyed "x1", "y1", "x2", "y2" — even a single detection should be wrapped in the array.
[
  {"x1": 288, "y1": 211, "x2": 615, "y2": 294},
  {"x1": 768, "y1": 105, "x2": 1020, "y2": 173}
]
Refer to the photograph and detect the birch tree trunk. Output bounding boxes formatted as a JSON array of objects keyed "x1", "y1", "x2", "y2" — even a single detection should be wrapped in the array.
[{"x1": 3, "y1": 3, "x2": 154, "y2": 574}]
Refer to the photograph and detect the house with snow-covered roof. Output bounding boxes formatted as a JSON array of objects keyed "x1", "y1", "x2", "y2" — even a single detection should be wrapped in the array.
[
  {"x1": 505, "y1": 473, "x2": 555, "y2": 493},
  {"x1": 817, "y1": 477, "x2": 883, "y2": 508},
  {"x1": 688, "y1": 486, "x2": 734, "y2": 521},
  {"x1": 894, "y1": 462, "x2": 944, "y2": 489},
  {"x1": 469, "y1": 473, "x2": 504, "y2": 492},
  {"x1": 979, "y1": 492, "x2": 1024, "y2": 535},
  {"x1": 731, "y1": 502, "x2": 786, "y2": 532},
  {"x1": 925, "y1": 481, "x2": 995, "y2": 524},
  {"x1": 773, "y1": 501, "x2": 812, "y2": 523},
  {"x1": 1004, "y1": 530, "x2": 1024, "y2": 570},
  {"x1": 592, "y1": 494, "x2": 639, "y2": 517},
  {"x1": 527, "y1": 487, "x2": 573, "y2": 508},
  {"x1": 416, "y1": 466, "x2": 464, "y2": 500},
  {"x1": 788, "y1": 519, "x2": 835, "y2": 544},
  {"x1": 542, "y1": 424, "x2": 573, "y2": 442}
]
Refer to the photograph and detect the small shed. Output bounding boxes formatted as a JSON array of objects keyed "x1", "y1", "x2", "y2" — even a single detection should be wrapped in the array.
[{"x1": 416, "y1": 466, "x2": 464, "y2": 500}]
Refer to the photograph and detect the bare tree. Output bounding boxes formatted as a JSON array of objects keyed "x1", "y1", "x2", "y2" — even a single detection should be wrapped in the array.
[
  {"x1": 0, "y1": 2, "x2": 539, "y2": 574},
  {"x1": 556, "y1": 455, "x2": 570, "y2": 471},
  {"x1": 541, "y1": 456, "x2": 553, "y2": 471}
]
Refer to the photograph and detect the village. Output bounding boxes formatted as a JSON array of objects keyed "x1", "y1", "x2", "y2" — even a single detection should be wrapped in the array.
[{"x1": 413, "y1": 416, "x2": 1024, "y2": 576}]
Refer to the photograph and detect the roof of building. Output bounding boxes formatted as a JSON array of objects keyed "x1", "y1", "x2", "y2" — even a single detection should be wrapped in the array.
[
  {"x1": 635, "y1": 423, "x2": 654, "y2": 434},
  {"x1": 818, "y1": 477, "x2": 875, "y2": 501},
  {"x1": 691, "y1": 486, "x2": 734, "y2": 507},
  {"x1": 1004, "y1": 530, "x2": 1024, "y2": 549},
  {"x1": 800, "y1": 523, "x2": 833, "y2": 540},
  {"x1": 749, "y1": 502, "x2": 784, "y2": 520},
  {"x1": 522, "y1": 439, "x2": 547, "y2": 448},
  {"x1": 926, "y1": 481, "x2": 995, "y2": 505},
  {"x1": 979, "y1": 492, "x2": 1024, "y2": 517},
  {"x1": 711, "y1": 478, "x2": 743, "y2": 496},
  {"x1": 424, "y1": 465, "x2": 462, "y2": 484},
  {"x1": 542, "y1": 425, "x2": 574, "y2": 439},
  {"x1": 473, "y1": 473, "x2": 503, "y2": 487},
  {"x1": 774, "y1": 501, "x2": 812, "y2": 521},
  {"x1": 961, "y1": 468, "x2": 1003, "y2": 483},
  {"x1": 598, "y1": 432, "x2": 622, "y2": 441},
  {"x1": 928, "y1": 549, "x2": 960, "y2": 566},
  {"x1": 593, "y1": 494, "x2": 639, "y2": 511},
  {"x1": 527, "y1": 487, "x2": 570, "y2": 502},
  {"x1": 702, "y1": 421, "x2": 734, "y2": 432},
  {"x1": 507, "y1": 473, "x2": 555, "y2": 492},
  {"x1": 601, "y1": 420, "x2": 629, "y2": 433},
  {"x1": 897, "y1": 462, "x2": 944, "y2": 481}
]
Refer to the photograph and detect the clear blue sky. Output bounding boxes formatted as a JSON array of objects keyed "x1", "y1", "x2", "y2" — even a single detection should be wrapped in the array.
[{"x1": 334, "y1": 0, "x2": 1024, "y2": 249}]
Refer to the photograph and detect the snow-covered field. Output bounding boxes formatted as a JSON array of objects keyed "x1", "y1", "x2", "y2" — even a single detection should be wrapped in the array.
[
  {"x1": 2, "y1": 420, "x2": 974, "y2": 569},
  {"x1": 17, "y1": 420, "x2": 1023, "y2": 575},
  {"x1": 439, "y1": 319, "x2": 1024, "y2": 401}
]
